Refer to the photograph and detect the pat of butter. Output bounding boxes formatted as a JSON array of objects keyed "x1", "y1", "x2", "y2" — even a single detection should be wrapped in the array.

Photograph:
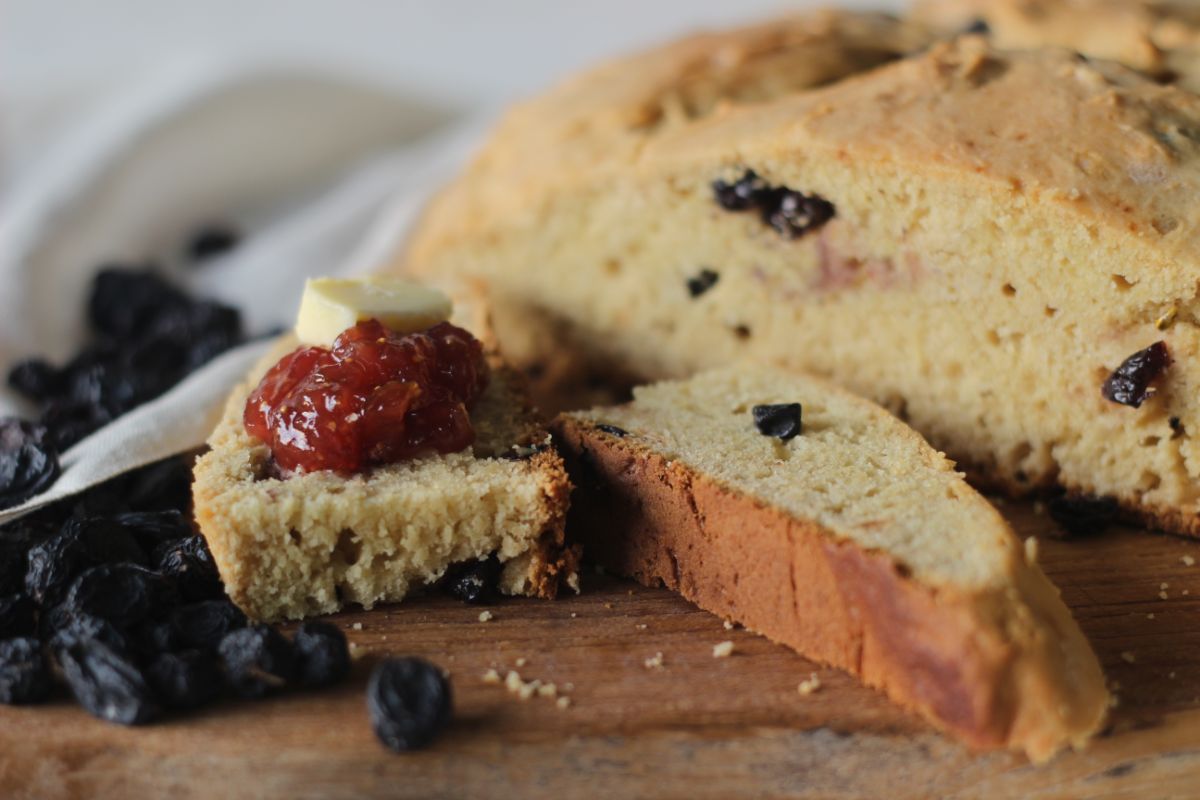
[{"x1": 294, "y1": 277, "x2": 453, "y2": 345}]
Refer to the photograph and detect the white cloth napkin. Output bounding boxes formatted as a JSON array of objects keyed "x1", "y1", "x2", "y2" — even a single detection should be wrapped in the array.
[{"x1": 0, "y1": 57, "x2": 494, "y2": 525}]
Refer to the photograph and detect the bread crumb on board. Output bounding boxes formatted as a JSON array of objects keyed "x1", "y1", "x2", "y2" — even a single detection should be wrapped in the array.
[
  {"x1": 798, "y1": 673, "x2": 822, "y2": 695},
  {"x1": 723, "y1": 620, "x2": 735, "y2": 631},
  {"x1": 644, "y1": 652, "x2": 665, "y2": 670},
  {"x1": 478, "y1": 610, "x2": 494, "y2": 622},
  {"x1": 712, "y1": 641, "x2": 735, "y2": 658},
  {"x1": 1121, "y1": 651, "x2": 1137, "y2": 664},
  {"x1": 1182, "y1": 555, "x2": 1196, "y2": 567}
]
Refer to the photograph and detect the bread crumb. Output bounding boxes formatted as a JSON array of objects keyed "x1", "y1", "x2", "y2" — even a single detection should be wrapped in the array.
[
  {"x1": 556, "y1": 696, "x2": 572, "y2": 710},
  {"x1": 1024, "y1": 536, "x2": 1039, "y2": 565},
  {"x1": 635, "y1": 623, "x2": 647, "y2": 631},
  {"x1": 1161, "y1": 582, "x2": 1170, "y2": 590},
  {"x1": 798, "y1": 673, "x2": 822, "y2": 695},
  {"x1": 712, "y1": 641, "x2": 735, "y2": 658},
  {"x1": 1182, "y1": 555, "x2": 1196, "y2": 567},
  {"x1": 1109, "y1": 694, "x2": 1120, "y2": 710},
  {"x1": 604, "y1": 603, "x2": 614, "y2": 610},
  {"x1": 644, "y1": 652, "x2": 665, "y2": 670},
  {"x1": 1148, "y1": 613, "x2": 1156, "y2": 619},
  {"x1": 570, "y1": 612, "x2": 578, "y2": 619},
  {"x1": 1121, "y1": 651, "x2": 1137, "y2": 664},
  {"x1": 536, "y1": 683, "x2": 557, "y2": 698},
  {"x1": 1160, "y1": 591, "x2": 1169, "y2": 600},
  {"x1": 482, "y1": 669, "x2": 501, "y2": 684},
  {"x1": 351, "y1": 622, "x2": 363, "y2": 631},
  {"x1": 505, "y1": 670, "x2": 523, "y2": 692},
  {"x1": 518, "y1": 680, "x2": 541, "y2": 700},
  {"x1": 478, "y1": 610, "x2": 494, "y2": 622},
  {"x1": 1185, "y1": 589, "x2": 1191, "y2": 596},
  {"x1": 1170, "y1": 671, "x2": 1178, "y2": 679},
  {"x1": 515, "y1": 657, "x2": 527, "y2": 667},
  {"x1": 723, "y1": 620, "x2": 734, "y2": 631}
]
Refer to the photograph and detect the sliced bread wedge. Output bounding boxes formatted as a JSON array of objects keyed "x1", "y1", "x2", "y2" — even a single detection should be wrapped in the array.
[
  {"x1": 551, "y1": 366, "x2": 1108, "y2": 761},
  {"x1": 193, "y1": 337, "x2": 577, "y2": 622}
]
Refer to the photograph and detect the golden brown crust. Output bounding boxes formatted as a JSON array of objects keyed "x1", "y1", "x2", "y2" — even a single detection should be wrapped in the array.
[{"x1": 553, "y1": 415, "x2": 1109, "y2": 761}]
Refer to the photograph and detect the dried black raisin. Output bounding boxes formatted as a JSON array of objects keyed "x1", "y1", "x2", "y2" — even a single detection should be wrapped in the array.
[
  {"x1": 114, "y1": 510, "x2": 192, "y2": 551},
  {"x1": 752, "y1": 403, "x2": 803, "y2": 441},
  {"x1": 155, "y1": 535, "x2": 223, "y2": 601},
  {"x1": 186, "y1": 224, "x2": 241, "y2": 263},
  {"x1": 1102, "y1": 341, "x2": 1171, "y2": 408},
  {"x1": 168, "y1": 600, "x2": 246, "y2": 650},
  {"x1": 25, "y1": 528, "x2": 89, "y2": 606},
  {"x1": 443, "y1": 556, "x2": 501, "y2": 605},
  {"x1": 46, "y1": 609, "x2": 135, "y2": 658},
  {"x1": 712, "y1": 170, "x2": 768, "y2": 211},
  {"x1": 147, "y1": 650, "x2": 223, "y2": 709},
  {"x1": 596, "y1": 424, "x2": 629, "y2": 437},
  {"x1": 1047, "y1": 494, "x2": 1119, "y2": 538},
  {"x1": 0, "y1": 543, "x2": 29, "y2": 596},
  {"x1": 0, "y1": 419, "x2": 60, "y2": 511},
  {"x1": 88, "y1": 267, "x2": 188, "y2": 341},
  {"x1": 218, "y1": 625, "x2": 297, "y2": 698},
  {"x1": 760, "y1": 188, "x2": 837, "y2": 240},
  {"x1": 58, "y1": 638, "x2": 160, "y2": 725},
  {"x1": 66, "y1": 516, "x2": 148, "y2": 567},
  {"x1": 0, "y1": 594, "x2": 37, "y2": 639},
  {"x1": 293, "y1": 621, "x2": 350, "y2": 689},
  {"x1": 686, "y1": 269, "x2": 720, "y2": 298},
  {"x1": 132, "y1": 619, "x2": 181, "y2": 656},
  {"x1": 0, "y1": 637, "x2": 52, "y2": 704},
  {"x1": 63, "y1": 564, "x2": 176, "y2": 630},
  {"x1": 367, "y1": 657, "x2": 452, "y2": 752},
  {"x1": 6, "y1": 359, "x2": 64, "y2": 403}
]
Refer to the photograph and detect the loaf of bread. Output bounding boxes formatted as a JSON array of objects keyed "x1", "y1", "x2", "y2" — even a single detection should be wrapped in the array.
[
  {"x1": 193, "y1": 338, "x2": 577, "y2": 621},
  {"x1": 552, "y1": 366, "x2": 1109, "y2": 761},
  {"x1": 401, "y1": 17, "x2": 1200, "y2": 536}
]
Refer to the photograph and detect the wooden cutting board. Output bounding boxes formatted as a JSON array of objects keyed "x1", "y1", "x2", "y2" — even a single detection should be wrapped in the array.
[{"x1": 1, "y1": 500, "x2": 1199, "y2": 799}]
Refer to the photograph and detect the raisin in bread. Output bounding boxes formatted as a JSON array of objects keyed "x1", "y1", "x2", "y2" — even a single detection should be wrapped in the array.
[
  {"x1": 552, "y1": 366, "x2": 1108, "y2": 761},
  {"x1": 192, "y1": 337, "x2": 577, "y2": 622},
  {"x1": 915, "y1": 0, "x2": 1200, "y2": 89},
  {"x1": 401, "y1": 29, "x2": 1200, "y2": 537}
]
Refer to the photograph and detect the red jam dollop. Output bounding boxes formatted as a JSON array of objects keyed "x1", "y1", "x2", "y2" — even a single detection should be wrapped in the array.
[{"x1": 244, "y1": 319, "x2": 488, "y2": 473}]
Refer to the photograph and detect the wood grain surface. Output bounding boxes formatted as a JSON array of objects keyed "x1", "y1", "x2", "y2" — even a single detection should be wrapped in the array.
[{"x1": 2, "y1": 500, "x2": 1199, "y2": 799}]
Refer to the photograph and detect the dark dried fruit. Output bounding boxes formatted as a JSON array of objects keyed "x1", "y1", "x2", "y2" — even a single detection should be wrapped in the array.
[
  {"x1": 218, "y1": 625, "x2": 297, "y2": 698},
  {"x1": 596, "y1": 424, "x2": 629, "y2": 437},
  {"x1": 0, "y1": 419, "x2": 60, "y2": 510},
  {"x1": 1102, "y1": 341, "x2": 1171, "y2": 408},
  {"x1": 25, "y1": 528, "x2": 88, "y2": 606},
  {"x1": 712, "y1": 170, "x2": 768, "y2": 211},
  {"x1": 121, "y1": 458, "x2": 194, "y2": 513},
  {"x1": 64, "y1": 564, "x2": 176, "y2": 629},
  {"x1": 712, "y1": 169, "x2": 836, "y2": 239},
  {"x1": 443, "y1": 556, "x2": 501, "y2": 605},
  {"x1": 155, "y1": 535, "x2": 222, "y2": 601},
  {"x1": 293, "y1": 621, "x2": 350, "y2": 688},
  {"x1": 760, "y1": 188, "x2": 837, "y2": 240},
  {"x1": 186, "y1": 224, "x2": 241, "y2": 262},
  {"x1": 88, "y1": 267, "x2": 188, "y2": 341},
  {"x1": 58, "y1": 638, "x2": 160, "y2": 725},
  {"x1": 686, "y1": 269, "x2": 720, "y2": 298},
  {"x1": 1047, "y1": 494, "x2": 1119, "y2": 538},
  {"x1": 40, "y1": 399, "x2": 111, "y2": 451},
  {"x1": 132, "y1": 620, "x2": 181, "y2": 655},
  {"x1": 367, "y1": 657, "x2": 452, "y2": 752},
  {"x1": 0, "y1": 594, "x2": 37, "y2": 639},
  {"x1": 0, "y1": 543, "x2": 28, "y2": 596},
  {"x1": 168, "y1": 600, "x2": 246, "y2": 650},
  {"x1": 7, "y1": 359, "x2": 64, "y2": 403},
  {"x1": 147, "y1": 650, "x2": 223, "y2": 709},
  {"x1": 752, "y1": 403, "x2": 803, "y2": 441},
  {"x1": 115, "y1": 510, "x2": 192, "y2": 551},
  {"x1": 46, "y1": 609, "x2": 134, "y2": 658},
  {"x1": 66, "y1": 516, "x2": 148, "y2": 567},
  {"x1": 0, "y1": 637, "x2": 52, "y2": 704}
]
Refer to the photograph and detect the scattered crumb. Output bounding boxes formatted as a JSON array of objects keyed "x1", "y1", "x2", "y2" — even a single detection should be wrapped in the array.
[
  {"x1": 1161, "y1": 582, "x2": 1170, "y2": 590},
  {"x1": 1170, "y1": 671, "x2": 1178, "y2": 679},
  {"x1": 798, "y1": 673, "x2": 822, "y2": 695},
  {"x1": 723, "y1": 620, "x2": 734, "y2": 631},
  {"x1": 1024, "y1": 536, "x2": 1039, "y2": 565},
  {"x1": 1109, "y1": 694, "x2": 1120, "y2": 710},
  {"x1": 556, "y1": 696, "x2": 572, "y2": 710},
  {"x1": 644, "y1": 652, "x2": 665, "y2": 670},
  {"x1": 627, "y1": 590, "x2": 634, "y2": 596},
  {"x1": 567, "y1": 572, "x2": 581, "y2": 593},
  {"x1": 482, "y1": 669, "x2": 501, "y2": 684},
  {"x1": 1121, "y1": 651, "x2": 1137, "y2": 664},
  {"x1": 604, "y1": 603, "x2": 614, "y2": 610},
  {"x1": 515, "y1": 657, "x2": 527, "y2": 668},
  {"x1": 536, "y1": 683, "x2": 558, "y2": 698},
  {"x1": 1185, "y1": 589, "x2": 1191, "y2": 596},
  {"x1": 351, "y1": 622, "x2": 363, "y2": 631},
  {"x1": 635, "y1": 623, "x2": 647, "y2": 631},
  {"x1": 712, "y1": 641, "x2": 735, "y2": 658},
  {"x1": 1148, "y1": 613, "x2": 1156, "y2": 620},
  {"x1": 349, "y1": 643, "x2": 366, "y2": 661},
  {"x1": 570, "y1": 612, "x2": 578, "y2": 619},
  {"x1": 478, "y1": 610, "x2": 494, "y2": 623},
  {"x1": 1183, "y1": 555, "x2": 1196, "y2": 567},
  {"x1": 505, "y1": 670, "x2": 524, "y2": 693}
]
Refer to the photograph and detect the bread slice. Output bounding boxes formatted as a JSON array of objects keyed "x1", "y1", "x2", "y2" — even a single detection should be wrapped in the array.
[
  {"x1": 551, "y1": 366, "x2": 1108, "y2": 762},
  {"x1": 192, "y1": 337, "x2": 577, "y2": 621},
  {"x1": 402, "y1": 28, "x2": 1200, "y2": 537}
]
